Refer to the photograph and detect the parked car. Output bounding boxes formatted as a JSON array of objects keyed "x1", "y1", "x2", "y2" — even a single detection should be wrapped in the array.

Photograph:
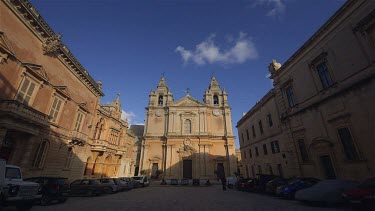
[
  {"x1": 132, "y1": 176, "x2": 149, "y2": 187},
  {"x1": 278, "y1": 177, "x2": 321, "y2": 199},
  {"x1": 343, "y1": 178, "x2": 375, "y2": 207},
  {"x1": 237, "y1": 178, "x2": 257, "y2": 192},
  {"x1": 227, "y1": 176, "x2": 237, "y2": 189},
  {"x1": 265, "y1": 178, "x2": 289, "y2": 195},
  {"x1": 24, "y1": 177, "x2": 69, "y2": 206},
  {"x1": 295, "y1": 180, "x2": 359, "y2": 205},
  {"x1": 255, "y1": 174, "x2": 280, "y2": 192},
  {"x1": 70, "y1": 179, "x2": 105, "y2": 196},
  {"x1": 119, "y1": 177, "x2": 136, "y2": 189},
  {"x1": 99, "y1": 178, "x2": 120, "y2": 193},
  {"x1": 113, "y1": 178, "x2": 131, "y2": 191},
  {"x1": 0, "y1": 160, "x2": 40, "y2": 210}
]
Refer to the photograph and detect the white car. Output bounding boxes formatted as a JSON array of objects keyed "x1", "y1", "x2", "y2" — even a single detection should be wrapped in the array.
[{"x1": 131, "y1": 176, "x2": 149, "y2": 187}]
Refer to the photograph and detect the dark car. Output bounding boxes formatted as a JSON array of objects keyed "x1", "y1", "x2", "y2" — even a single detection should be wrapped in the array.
[
  {"x1": 265, "y1": 178, "x2": 289, "y2": 195},
  {"x1": 255, "y1": 174, "x2": 280, "y2": 192},
  {"x1": 70, "y1": 179, "x2": 105, "y2": 196},
  {"x1": 278, "y1": 177, "x2": 321, "y2": 199},
  {"x1": 119, "y1": 177, "x2": 136, "y2": 189},
  {"x1": 24, "y1": 177, "x2": 69, "y2": 206},
  {"x1": 99, "y1": 178, "x2": 120, "y2": 193},
  {"x1": 343, "y1": 178, "x2": 375, "y2": 208},
  {"x1": 237, "y1": 178, "x2": 258, "y2": 192}
]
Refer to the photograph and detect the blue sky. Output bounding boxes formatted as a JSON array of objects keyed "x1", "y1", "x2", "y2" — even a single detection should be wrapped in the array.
[{"x1": 31, "y1": 0, "x2": 345, "y2": 147}]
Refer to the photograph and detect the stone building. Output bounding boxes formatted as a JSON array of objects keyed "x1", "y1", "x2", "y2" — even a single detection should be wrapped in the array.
[
  {"x1": 237, "y1": 89, "x2": 299, "y2": 178},
  {"x1": 0, "y1": 0, "x2": 135, "y2": 181},
  {"x1": 140, "y1": 76, "x2": 236, "y2": 180},
  {"x1": 235, "y1": 149, "x2": 244, "y2": 177},
  {"x1": 237, "y1": 0, "x2": 375, "y2": 181},
  {"x1": 129, "y1": 124, "x2": 145, "y2": 176}
]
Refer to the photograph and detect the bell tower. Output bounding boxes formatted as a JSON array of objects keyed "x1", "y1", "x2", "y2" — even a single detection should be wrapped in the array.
[
  {"x1": 203, "y1": 76, "x2": 228, "y2": 107},
  {"x1": 148, "y1": 76, "x2": 173, "y2": 107}
]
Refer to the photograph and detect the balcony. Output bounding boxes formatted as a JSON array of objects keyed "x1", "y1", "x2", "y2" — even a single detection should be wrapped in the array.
[
  {"x1": 0, "y1": 100, "x2": 50, "y2": 127},
  {"x1": 90, "y1": 139, "x2": 108, "y2": 152},
  {"x1": 70, "y1": 130, "x2": 88, "y2": 142}
]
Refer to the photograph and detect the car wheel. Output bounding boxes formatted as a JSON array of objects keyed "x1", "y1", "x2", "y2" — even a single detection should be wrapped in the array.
[
  {"x1": 87, "y1": 190, "x2": 94, "y2": 197},
  {"x1": 40, "y1": 195, "x2": 50, "y2": 206}
]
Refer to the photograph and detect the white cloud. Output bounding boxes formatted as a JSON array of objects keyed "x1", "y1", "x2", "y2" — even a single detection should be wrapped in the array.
[
  {"x1": 252, "y1": 0, "x2": 286, "y2": 18},
  {"x1": 121, "y1": 110, "x2": 135, "y2": 124},
  {"x1": 175, "y1": 32, "x2": 258, "y2": 65}
]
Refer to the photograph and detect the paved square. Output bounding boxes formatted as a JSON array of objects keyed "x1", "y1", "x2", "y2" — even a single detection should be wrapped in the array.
[{"x1": 24, "y1": 183, "x2": 355, "y2": 211}]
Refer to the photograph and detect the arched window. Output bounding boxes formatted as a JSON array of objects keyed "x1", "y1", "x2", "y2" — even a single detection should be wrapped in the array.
[
  {"x1": 64, "y1": 147, "x2": 73, "y2": 169},
  {"x1": 158, "y1": 95, "x2": 163, "y2": 105},
  {"x1": 213, "y1": 95, "x2": 219, "y2": 105},
  {"x1": 32, "y1": 140, "x2": 49, "y2": 168},
  {"x1": 184, "y1": 119, "x2": 191, "y2": 134}
]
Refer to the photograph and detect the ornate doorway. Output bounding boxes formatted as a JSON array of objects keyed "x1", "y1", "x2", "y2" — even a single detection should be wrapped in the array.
[
  {"x1": 151, "y1": 163, "x2": 159, "y2": 179},
  {"x1": 183, "y1": 160, "x2": 192, "y2": 179},
  {"x1": 320, "y1": 155, "x2": 336, "y2": 179}
]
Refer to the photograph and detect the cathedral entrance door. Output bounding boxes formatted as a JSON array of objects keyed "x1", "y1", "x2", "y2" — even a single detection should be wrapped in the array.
[
  {"x1": 183, "y1": 160, "x2": 192, "y2": 179},
  {"x1": 151, "y1": 163, "x2": 158, "y2": 179}
]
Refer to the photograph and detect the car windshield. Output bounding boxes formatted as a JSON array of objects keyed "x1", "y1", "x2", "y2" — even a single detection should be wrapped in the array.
[
  {"x1": 133, "y1": 177, "x2": 142, "y2": 180},
  {"x1": 5, "y1": 167, "x2": 21, "y2": 179}
]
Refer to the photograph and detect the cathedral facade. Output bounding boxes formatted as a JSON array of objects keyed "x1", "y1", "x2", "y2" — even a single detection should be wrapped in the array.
[{"x1": 140, "y1": 76, "x2": 236, "y2": 180}]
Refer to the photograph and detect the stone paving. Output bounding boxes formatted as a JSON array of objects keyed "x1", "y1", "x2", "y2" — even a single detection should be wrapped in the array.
[{"x1": 7, "y1": 183, "x2": 357, "y2": 211}]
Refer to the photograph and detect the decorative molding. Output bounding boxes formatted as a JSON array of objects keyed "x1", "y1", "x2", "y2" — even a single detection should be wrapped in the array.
[
  {"x1": 2, "y1": 0, "x2": 104, "y2": 97},
  {"x1": 22, "y1": 62, "x2": 49, "y2": 82},
  {"x1": 42, "y1": 34, "x2": 62, "y2": 54}
]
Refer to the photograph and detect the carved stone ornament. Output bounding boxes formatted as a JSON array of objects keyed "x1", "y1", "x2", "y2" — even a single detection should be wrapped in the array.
[
  {"x1": 0, "y1": 52, "x2": 8, "y2": 64},
  {"x1": 212, "y1": 109, "x2": 221, "y2": 116},
  {"x1": 268, "y1": 59, "x2": 282, "y2": 75},
  {"x1": 155, "y1": 109, "x2": 163, "y2": 117},
  {"x1": 42, "y1": 34, "x2": 62, "y2": 54}
]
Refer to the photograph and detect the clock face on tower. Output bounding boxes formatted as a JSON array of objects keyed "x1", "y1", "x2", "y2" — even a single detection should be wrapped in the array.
[
  {"x1": 212, "y1": 109, "x2": 221, "y2": 116},
  {"x1": 155, "y1": 109, "x2": 163, "y2": 117}
]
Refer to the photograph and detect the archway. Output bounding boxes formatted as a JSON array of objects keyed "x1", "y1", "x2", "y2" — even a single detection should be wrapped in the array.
[{"x1": 83, "y1": 156, "x2": 93, "y2": 176}]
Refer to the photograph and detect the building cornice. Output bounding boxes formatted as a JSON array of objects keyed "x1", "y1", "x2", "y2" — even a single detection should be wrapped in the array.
[
  {"x1": 269, "y1": 0, "x2": 364, "y2": 80},
  {"x1": 2, "y1": 0, "x2": 104, "y2": 97}
]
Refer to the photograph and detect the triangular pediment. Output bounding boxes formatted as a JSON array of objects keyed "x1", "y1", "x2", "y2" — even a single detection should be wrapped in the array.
[
  {"x1": 23, "y1": 63, "x2": 49, "y2": 82},
  {"x1": 0, "y1": 32, "x2": 14, "y2": 55},
  {"x1": 170, "y1": 95, "x2": 206, "y2": 107},
  {"x1": 53, "y1": 86, "x2": 71, "y2": 99}
]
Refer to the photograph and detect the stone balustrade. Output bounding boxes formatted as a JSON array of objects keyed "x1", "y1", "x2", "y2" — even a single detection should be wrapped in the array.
[{"x1": 0, "y1": 100, "x2": 50, "y2": 127}]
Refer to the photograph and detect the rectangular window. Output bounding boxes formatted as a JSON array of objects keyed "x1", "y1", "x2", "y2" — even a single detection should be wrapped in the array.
[
  {"x1": 15, "y1": 77, "x2": 37, "y2": 105},
  {"x1": 246, "y1": 129, "x2": 249, "y2": 140},
  {"x1": 241, "y1": 133, "x2": 244, "y2": 144},
  {"x1": 298, "y1": 139, "x2": 309, "y2": 161},
  {"x1": 255, "y1": 147, "x2": 259, "y2": 157},
  {"x1": 338, "y1": 128, "x2": 359, "y2": 160},
  {"x1": 74, "y1": 111, "x2": 85, "y2": 131},
  {"x1": 249, "y1": 148, "x2": 252, "y2": 158},
  {"x1": 263, "y1": 144, "x2": 268, "y2": 155},
  {"x1": 271, "y1": 141, "x2": 280, "y2": 154},
  {"x1": 49, "y1": 96, "x2": 63, "y2": 122},
  {"x1": 285, "y1": 86, "x2": 296, "y2": 107},
  {"x1": 316, "y1": 62, "x2": 333, "y2": 89},
  {"x1": 251, "y1": 165, "x2": 255, "y2": 177},
  {"x1": 267, "y1": 114, "x2": 273, "y2": 127},
  {"x1": 252, "y1": 125, "x2": 256, "y2": 137},
  {"x1": 259, "y1": 121, "x2": 264, "y2": 134},
  {"x1": 243, "y1": 151, "x2": 247, "y2": 159}
]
